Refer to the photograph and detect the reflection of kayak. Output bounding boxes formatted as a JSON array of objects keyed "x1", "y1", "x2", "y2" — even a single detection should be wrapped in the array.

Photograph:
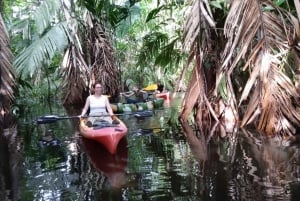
[
  {"x1": 82, "y1": 138, "x2": 128, "y2": 188},
  {"x1": 79, "y1": 117, "x2": 128, "y2": 154},
  {"x1": 111, "y1": 98, "x2": 164, "y2": 113}
]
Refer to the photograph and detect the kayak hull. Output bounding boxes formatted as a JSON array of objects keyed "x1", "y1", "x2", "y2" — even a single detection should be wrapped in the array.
[
  {"x1": 155, "y1": 92, "x2": 171, "y2": 101},
  {"x1": 111, "y1": 98, "x2": 164, "y2": 113},
  {"x1": 79, "y1": 117, "x2": 128, "y2": 154}
]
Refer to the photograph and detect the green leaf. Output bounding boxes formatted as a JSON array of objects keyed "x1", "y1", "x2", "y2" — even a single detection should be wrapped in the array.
[
  {"x1": 274, "y1": 0, "x2": 286, "y2": 6},
  {"x1": 145, "y1": 5, "x2": 166, "y2": 23},
  {"x1": 217, "y1": 76, "x2": 228, "y2": 101},
  {"x1": 210, "y1": 1, "x2": 223, "y2": 9}
]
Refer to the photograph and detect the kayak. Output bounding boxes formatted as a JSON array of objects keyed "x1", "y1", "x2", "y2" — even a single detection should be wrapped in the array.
[
  {"x1": 143, "y1": 84, "x2": 158, "y2": 91},
  {"x1": 155, "y1": 91, "x2": 171, "y2": 101},
  {"x1": 79, "y1": 117, "x2": 128, "y2": 154},
  {"x1": 111, "y1": 98, "x2": 164, "y2": 113}
]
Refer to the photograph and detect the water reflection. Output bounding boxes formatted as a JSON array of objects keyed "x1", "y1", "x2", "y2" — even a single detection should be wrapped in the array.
[
  {"x1": 4, "y1": 94, "x2": 300, "y2": 200},
  {"x1": 181, "y1": 121, "x2": 208, "y2": 162},
  {"x1": 82, "y1": 138, "x2": 128, "y2": 189},
  {"x1": 180, "y1": 122, "x2": 300, "y2": 201},
  {"x1": 0, "y1": 126, "x2": 21, "y2": 201},
  {"x1": 239, "y1": 129, "x2": 300, "y2": 200}
]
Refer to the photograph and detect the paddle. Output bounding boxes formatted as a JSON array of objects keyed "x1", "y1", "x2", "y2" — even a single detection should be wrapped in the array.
[
  {"x1": 37, "y1": 115, "x2": 81, "y2": 124},
  {"x1": 37, "y1": 111, "x2": 153, "y2": 124},
  {"x1": 134, "y1": 110, "x2": 153, "y2": 119}
]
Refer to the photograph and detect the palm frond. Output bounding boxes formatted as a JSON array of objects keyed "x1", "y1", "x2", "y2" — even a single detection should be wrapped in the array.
[
  {"x1": 78, "y1": 0, "x2": 132, "y2": 28},
  {"x1": 221, "y1": 0, "x2": 300, "y2": 135},
  {"x1": 182, "y1": 0, "x2": 216, "y2": 51},
  {"x1": 137, "y1": 31, "x2": 169, "y2": 67},
  {"x1": 33, "y1": 0, "x2": 61, "y2": 35},
  {"x1": 154, "y1": 37, "x2": 181, "y2": 68},
  {"x1": 145, "y1": 5, "x2": 167, "y2": 23},
  {"x1": 179, "y1": 0, "x2": 218, "y2": 123},
  {"x1": 14, "y1": 22, "x2": 69, "y2": 78},
  {"x1": 0, "y1": 14, "x2": 15, "y2": 125},
  {"x1": 115, "y1": 4, "x2": 141, "y2": 36},
  {"x1": 257, "y1": 53, "x2": 300, "y2": 136},
  {"x1": 90, "y1": 23, "x2": 120, "y2": 96},
  {"x1": 61, "y1": 44, "x2": 89, "y2": 106}
]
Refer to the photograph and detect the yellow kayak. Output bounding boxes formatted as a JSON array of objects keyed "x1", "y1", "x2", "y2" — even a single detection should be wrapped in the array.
[{"x1": 143, "y1": 84, "x2": 157, "y2": 91}]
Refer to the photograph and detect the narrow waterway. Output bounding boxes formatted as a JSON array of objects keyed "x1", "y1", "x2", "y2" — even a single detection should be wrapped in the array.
[{"x1": 1, "y1": 94, "x2": 300, "y2": 201}]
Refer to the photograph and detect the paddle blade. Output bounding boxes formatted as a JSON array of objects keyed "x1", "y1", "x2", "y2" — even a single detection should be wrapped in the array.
[
  {"x1": 36, "y1": 115, "x2": 80, "y2": 124},
  {"x1": 36, "y1": 115, "x2": 60, "y2": 124},
  {"x1": 134, "y1": 110, "x2": 153, "y2": 119}
]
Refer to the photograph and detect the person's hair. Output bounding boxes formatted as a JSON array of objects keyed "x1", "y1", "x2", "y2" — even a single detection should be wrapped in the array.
[
  {"x1": 90, "y1": 82, "x2": 101, "y2": 94},
  {"x1": 132, "y1": 85, "x2": 139, "y2": 91},
  {"x1": 92, "y1": 82, "x2": 101, "y2": 88}
]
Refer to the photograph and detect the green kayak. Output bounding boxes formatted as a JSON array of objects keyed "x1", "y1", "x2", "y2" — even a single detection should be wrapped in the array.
[{"x1": 111, "y1": 98, "x2": 164, "y2": 113}]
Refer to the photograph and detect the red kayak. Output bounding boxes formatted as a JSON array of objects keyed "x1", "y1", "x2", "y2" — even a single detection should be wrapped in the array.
[
  {"x1": 155, "y1": 91, "x2": 171, "y2": 101},
  {"x1": 79, "y1": 117, "x2": 128, "y2": 154}
]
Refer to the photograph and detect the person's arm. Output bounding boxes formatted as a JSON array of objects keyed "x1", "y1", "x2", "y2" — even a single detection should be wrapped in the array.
[
  {"x1": 121, "y1": 91, "x2": 134, "y2": 97},
  {"x1": 140, "y1": 89, "x2": 148, "y2": 94},
  {"x1": 105, "y1": 96, "x2": 114, "y2": 116},
  {"x1": 80, "y1": 96, "x2": 90, "y2": 116}
]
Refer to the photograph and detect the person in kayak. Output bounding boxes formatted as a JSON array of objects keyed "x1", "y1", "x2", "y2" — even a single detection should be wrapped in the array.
[
  {"x1": 120, "y1": 85, "x2": 148, "y2": 103},
  {"x1": 80, "y1": 82, "x2": 118, "y2": 127},
  {"x1": 156, "y1": 80, "x2": 164, "y2": 93}
]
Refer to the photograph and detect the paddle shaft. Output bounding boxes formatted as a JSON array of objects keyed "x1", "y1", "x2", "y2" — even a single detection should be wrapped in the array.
[
  {"x1": 37, "y1": 114, "x2": 116, "y2": 124},
  {"x1": 37, "y1": 111, "x2": 153, "y2": 124}
]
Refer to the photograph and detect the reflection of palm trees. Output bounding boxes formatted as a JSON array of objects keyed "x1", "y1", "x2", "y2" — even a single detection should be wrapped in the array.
[
  {"x1": 237, "y1": 129, "x2": 300, "y2": 200},
  {"x1": 181, "y1": 122, "x2": 300, "y2": 200},
  {"x1": 181, "y1": 121, "x2": 208, "y2": 162},
  {"x1": 0, "y1": 126, "x2": 21, "y2": 201},
  {"x1": 181, "y1": 121, "x2": 231, "y2": 199}
]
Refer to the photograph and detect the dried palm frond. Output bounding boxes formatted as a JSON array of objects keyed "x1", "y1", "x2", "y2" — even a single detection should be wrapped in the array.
[
  {"x1": 221, "y1": 0, "x2": 300, "y2": 135},
  {"x1": 87, "y1": 20, "x2": 120, "y2": 97},
  {"x1": 0, "y1": 14, "x2": 15, "y2": 128},
  {"x1": 179, "y1": 48, "x2": 203, "y2": 122},
  {"x1": 61, "y1": 8, "x2": 120, "y2": 105},
  {"x1": 61, "y1": 44, "x2": 90, "y2": 106},
  {"x1": 179, "y1": 0, "x2": 219, "y2": 125},
  {"x1": 180, "y1": 0, "x2": 300, "y2": 136}
]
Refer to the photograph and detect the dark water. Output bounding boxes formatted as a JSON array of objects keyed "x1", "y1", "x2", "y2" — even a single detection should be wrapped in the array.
[{"x1": 1, "y1": 95, "x2": 300, "y2": 201}]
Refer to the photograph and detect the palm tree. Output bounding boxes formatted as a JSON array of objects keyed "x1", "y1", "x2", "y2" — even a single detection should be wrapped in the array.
[
  {"x1": 61, "y1": 0, "x2": 135, "y2": 105},
  {"x1": 61, "y1": 10, "x2": 121, "y2": 106},
  {"x1": 11, "y1": 0, "x2": 131, "y2": 106},
  {"x1": 179, "y1": 0, "x2": 300, "y2": 136},
  {"x1": 0, "y1": 6, "x2": 15, "y2": 129}
]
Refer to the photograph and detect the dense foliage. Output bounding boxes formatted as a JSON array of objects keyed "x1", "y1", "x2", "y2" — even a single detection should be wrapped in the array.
[{"x1": 1, "y1": 0, "x2": 300, "y2": 136}]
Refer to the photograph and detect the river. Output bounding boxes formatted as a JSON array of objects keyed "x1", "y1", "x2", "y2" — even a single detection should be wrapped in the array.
[{"x1": 1, "y1": 94, "x2": 300, "y2": 201}]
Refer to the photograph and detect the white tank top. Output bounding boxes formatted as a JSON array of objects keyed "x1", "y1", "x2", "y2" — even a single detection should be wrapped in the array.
[{"x1": 89, "y1": 95, "x2": 107, "y2": 114}]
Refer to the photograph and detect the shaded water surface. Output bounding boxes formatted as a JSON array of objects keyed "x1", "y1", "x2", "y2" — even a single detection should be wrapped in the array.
[{"x1": 1, "y1": 95, "x2": 300, "y2": 200}]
